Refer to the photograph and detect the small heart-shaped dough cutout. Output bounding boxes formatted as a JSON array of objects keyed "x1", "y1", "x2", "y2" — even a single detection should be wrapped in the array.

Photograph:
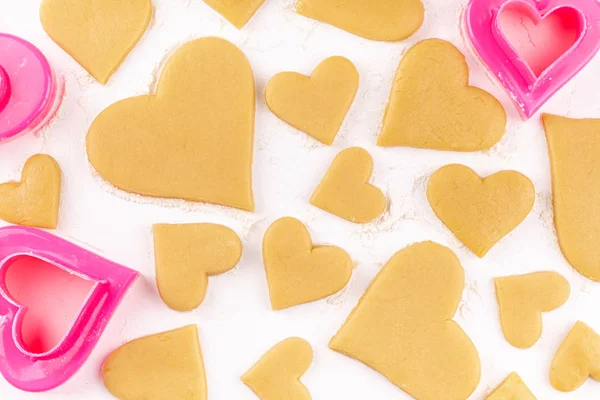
[
  {"x1": 495, "y1": 271, "x2": 570, "y2": 348},
  {"x1": 310, "y1": 147, "x2": 386, "y2": 223},
  {"x1": 102, "y1": 325, "x2": 207, "y2": 400},
  {"x1": 242, "y1": 337, "x2": 313, "y2": 400},
  {"x1": 262, "y1": 217, "x2": 352, "y2": 310},
  {"x1": 378, "y1": 39, "x2": 507, "y2": 151},
  {"x1": 427, "y1": 164, "x2": 535, "y2": 257},
  {"x1": 266, "y1": 56, "x2": 359, "y2": 145},
  {"x1": 153, "y1": 223, "x2": 242, "y2": 312},
  {"x1": 203, "y1": 0, "x2": 267, "y2": 28},
  {"x1": 486, "y1": 373, "x2": 537, "y2": 400},
  {"x1": 0, "y1": 154, "x2": 61, "y2": 229}
]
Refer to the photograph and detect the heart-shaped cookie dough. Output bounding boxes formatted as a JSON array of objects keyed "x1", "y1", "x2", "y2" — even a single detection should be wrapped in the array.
[
  {"x1": 310, "y1": 147, "x2": 386, "y2": 223},
  {"x1": 242, "y1": 337, "x2": 313, "y2": 400},
  {"x1": 265, "y1": 56, "x2": 359, "y2": 145},
  {"x1": 0, "y1": 154, "x2": 61, "y2": 229},
  {"x1": 40, "y1": 0, "x2": 152, "y2": 84},
  {"x1": 102, "y1": 325, "x2": 207, "y2": 400},
  {"x1": 87, "y1": 37, "x2": 255, "y2": 211},
  {"x1": 295, "y1": 0, "x2": 424, "y2": 41},
  {"x1": 262, "y1": 217, "x2": 352, "y2": 310},
  {"x1": 486, "y1": 373, "x2": 537, "y2": 400},
  {"x1": 330, "y1": 241, "x2": 481, "y2": 400},
  {"x1": 427, "y1": 164, "x2": 535, "y2": 257},
  {"x1": 153, "y1": 223, "x2": 242, "y2": 312},
  {"x1": 203, "y1": 0, "x2": 266, "y2": 29},
  {"x1": 377, "y1": 39, "x2": 507, "y2": 151},
  {"x1": 495, "y1": 271, "x2": 570, "y2": 348},
  {"x1": 550, "y1": 321, "x2": 600, "y2": 392}
]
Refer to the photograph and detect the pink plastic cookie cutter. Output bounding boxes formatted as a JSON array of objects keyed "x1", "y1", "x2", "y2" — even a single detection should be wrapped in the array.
[
  {"x1": 0, "y1": 33, "x2": 63, "y2": 142},
  {"x1": 465, "y1": 0, "x2": 600, "y2": 119},
  {"x1": 0, "y1": 226, "x2": 138, "y2": 392}
]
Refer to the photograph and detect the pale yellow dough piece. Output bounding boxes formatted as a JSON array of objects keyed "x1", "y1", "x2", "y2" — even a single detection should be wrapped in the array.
[
  {"x1": 242, "y1": 337, "x2": 313, "y2": 400},
  {"x1": 377, "y1": 39, "x2": 507, "y2": 151},
  {"x1": 295, "y1": 0, "x2": 424, "y2": 41},
  {"x1": 262, "y1": 217, "x2": 353, "y2": 310},
  {"x1": 550, "y1": 321, "x2": 600, "y2": 392},
  {"x1": 40, "y1": 0, "x2": 152, "y2": 84},
  {"x1": 102, "y1": 325, "x2": 207, "y2": 400},
  {"x1": 486, "y1": 373, "x2": 537, "y2": 400},
  {"x1": 310, "y1": 147, "x2": 385, "y2": 223},
  {"x1": 203, "y1": 0, "x2": 266, "y2": 29},
  {"x1": 0, "y1": 154, "x2": 61, "y2": 229},
  {"x1": 87, "y1": 37, "x2": 255, "y2": 211},
  {"x1": 153, "y1": 223, "x2": 242, "y2": 312},
  {"x1": 495, "y1": 271, "x2": 570, "y2": 349},
  {"x1": 265, "y1": 56, "x2": 359, "y2": 145},
  {"x1": 330, "y1": 241, "x2": 481, "y2": 400},
  {"x1": 427, "y1": 164, "x2": 535, "y2": 258}
]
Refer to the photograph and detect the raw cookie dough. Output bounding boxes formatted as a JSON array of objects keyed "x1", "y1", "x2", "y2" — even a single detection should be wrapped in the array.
[
  {"x1": 543, "y1": 114, "x2": 600, "y2": 281},
  {"x1": 102, "y1": 325, "x2": 207, "y2": 400},
  {"x1": 262, "y1": 217, "x2": 352, "y2": 310},
  {"x1": 377, "y1": 39, "x2": 507, "y2": 151},
  {"x1": 330, "y1": 241, "x2": 481, "y2": 400},
  {"x1": 203, "y1": 0, "x2": 266, "y2": 29},
  {"x1": 265, "y1": 56, "x2": 359, "y2": 145},
  {"x1": 486, "y1": 373, "x2": 537, "y2": 400},
  {"x1": 550, "y1": 321, "x2": 600, "y2": 392},
  {"x1": 295, "y1": 0, "x2": 424, "y2": 41},
  {"x1": 40, "y1": 0, "x2": 152, "y2": 84},
  {"x1": 427, "y1": 164, "x2": 535, "y2": 257},
  {"x1": 495, "y1": 271, "x2": 570, "y2": 348},
  {"x1": 87, "y1": 37, "x2": 255, "y2": 211},
  {"x1": 310, "y1": 147, "x2": 386, "y2": 223},
  {"x1": 0, "y1": 154, "x2": 61, "y2": 229},
  {"x1": 153, "y1": 223, "x2": 242, "y2": 312},
  {"x1": 242, "y1": 337, "x2": 313, "y2": 400}
]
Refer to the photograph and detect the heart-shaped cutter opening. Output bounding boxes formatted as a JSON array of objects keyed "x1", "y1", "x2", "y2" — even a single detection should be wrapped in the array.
[{"x1": 0, "y1": 66, "x2": 11, "y2": 113}]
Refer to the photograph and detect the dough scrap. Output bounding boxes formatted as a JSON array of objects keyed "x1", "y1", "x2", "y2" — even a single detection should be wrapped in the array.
[
  {"x1": 102, "y1": 325, "x2": 207, "y2": 400},
  {"x1": 427, "y1": 164, "x2": 535, "y2": 257},
  {"x1": 203, "y1": 0, "x2": 266, "y2": 29},
  {"x1": 40, "y1": 0, "x2": 152, "y2": 84},
  {"x1": 87, "y1": 37, "x2": 255, "y2": 211},
  {"x1": 377, "y1": 39, "x2": 506, "y2": 151},
  {"x1": 310, "y1": 147, "x2": 385, "y2": 223},
  {"x1": 330, "y1": 241, "x2": 481, "y2": 400},
  {"x1": 265, "y1": 56, "x2": 359, "y2": 145},
  {"x1": 0, "y1": 154, "x2": 61, "y2": 229},
  {"x1": 262, "y1": 217, "x2": 352, "y2": 310},
  {"x1": 153, "y1": 223, "x2": 242, "y2": 312},
  {"x1": 242, "y1": 337, "x2": 313, "y2": 400},
  {"x1": 486, "y1": 373, "x2": 537, "y2": 400}
]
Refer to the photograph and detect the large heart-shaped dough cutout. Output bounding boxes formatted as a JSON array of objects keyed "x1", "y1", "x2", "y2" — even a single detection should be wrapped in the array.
[
  {"x1": 330, "y1": 241, "x2": 481, "y2": 400},
  {"x1": 310, "y1": 147, "x2": 386, "y2": 223},
  {"x1": 495, "y1": 271, "x2": 570, "y2": 348},
  {"x1": 427, "y1": 164, "x2": 535, "y2": 257},
  {"x1": 486, "y1": 373, "x2": 537, "y2": 399},
  {"x1": 102, "y1": 325, "x2": 207, "y2": 400},
  {"x1": 377, "y1": 39, "x2": 507, "y2": 151},
  {"x1": 262, "y1": 217, "x2": 352, "y2": 310},
  {"x1": 153, "y1": 223, "x2": 242, "y2": 312},
  {"x1": 203, "y1": 0, "x2": 267, "y2": 29},
  {"x1": 40, "y1": 0, "x2": 152, "y2": 84},
  {"x1": 87, "y1": 37, "x2": 255, "y2": 211},
  {"x1": 0, "y1": 154, "x2": 61, "y2": 229},
  {"x1": 242, "y1": 337, "x2": 312, "y2": 400}
]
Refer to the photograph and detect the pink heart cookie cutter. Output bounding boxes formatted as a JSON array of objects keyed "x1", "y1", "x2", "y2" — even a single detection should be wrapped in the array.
[
  {"x1": 465, "y1": 0, "x2": 600, "y2": 119},
  {"x1": 0, "y1": 226, "x2": 138, "y2": 392}
]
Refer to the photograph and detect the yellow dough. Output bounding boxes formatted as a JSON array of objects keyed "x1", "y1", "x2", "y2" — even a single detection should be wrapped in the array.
[
  {"x1": 102, "y1": 325, "x2": 207, "y2": 400},
  {"x1": 495, "y1": 272, "x2": 570, "y2": 349},
  {"x1": 550, "y1": 321, "x2": 600, "y2": 392},
  {"x1": 87, "y1": 37, "x2": 255, "y2": 211},
  {"x1": 310, "y1": 147, "x2": 385, "y2": 223},
  {"x1": 40, "y1": 0, "x2": 152, "y2": 84},
  {"x1": 0, "y1": 154, "x2": 61, "y2": 229},
  {"x1": 242, "y1": 337, "x2": 313, "y2": 400},
  {"x1": 262, "y1": 217, "x2": 353, "y2": 310},
  {"x1": 330, "y1": 241, "x2": 480, "y2": 400},
  {"x1": 486, "y1": 373, "x2": 537, "y2": 400},
  {"x1": 265, "y1": 56, "x2": 359, "y2": 145},
  {"x1": 427, "y1": 164, "x2": 535, "y2": 257},
  {"x1": 377, "y1": 39, "x2": 507, "y2": 151},
  {"x1": 153, "y1": 223, "x2": 242, "y2": 312},
  {"x1": 203, "y1": 0, "x2": 266, "y2": 29},
  {"x1": 295, "y1": 0, "x2": 424, "y2": 41}
]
